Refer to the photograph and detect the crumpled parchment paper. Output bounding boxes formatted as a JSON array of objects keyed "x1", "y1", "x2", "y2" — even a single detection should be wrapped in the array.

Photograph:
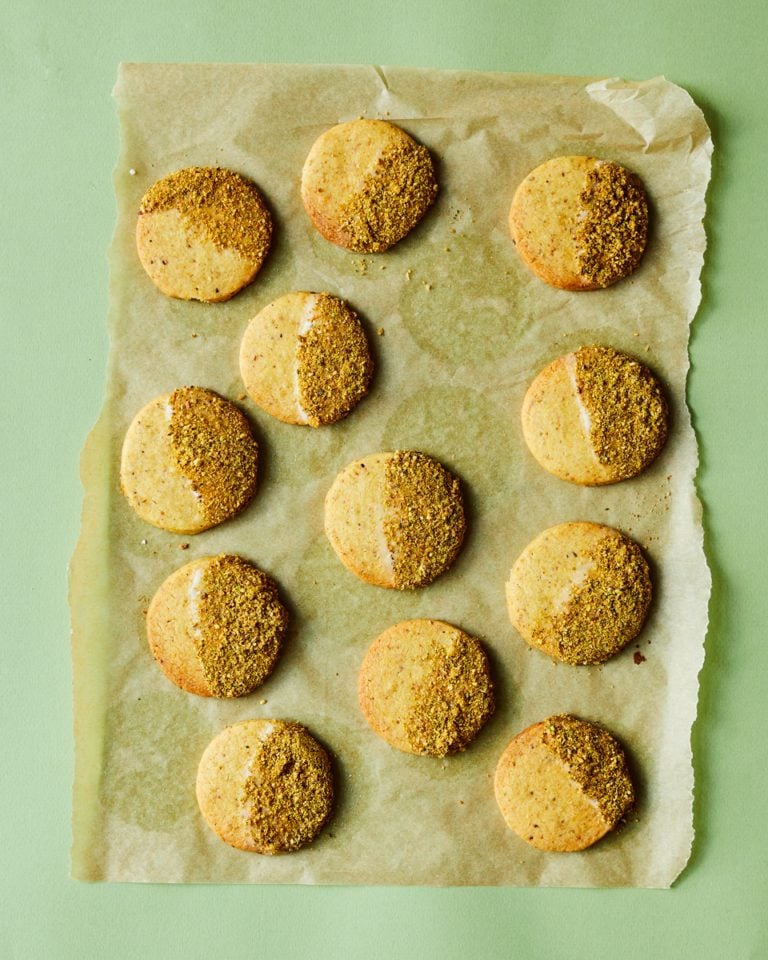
[{"x1": 70, "y1": 63, "x2": 712, "y2": 886}]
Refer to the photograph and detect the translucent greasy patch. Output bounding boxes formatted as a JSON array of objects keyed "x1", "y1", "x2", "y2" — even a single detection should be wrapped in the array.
[
  {"x1": 383, "y1": 451, "x2": 465, "y2": 590},
  {"x1": 575, "y1": 346, "x2": 667, "y2": 477},
  {"x1": 544, "y1": 715, "x2": 634, "y2": 825},
  {"x1": 575, "y1": 162, "x2": 648, "y2": 287},
  {"x1": 403, "y1": 633, "x2": 494, "y2": 756},
  {"x1": 196, "y1": 556, "x2": 288, "y2": 697},
  {"x1": 534, "y1": 533, "x2": 652, "y2": 664},
  {"x1": 338, "y1": 141, "x2": 438, "y2": 252},
  {"x1": 297, "y1": 294, "x2": 373, "y2": 426},
  {"x1": 139, "y1": 166, "x2": 272, "y2": 263},
  {"x1": 243, "y1": 723, "x2": 333, "y2": 854},
  {"x1": 168, "y1": 387, "x2": 258, "y2": 526}
]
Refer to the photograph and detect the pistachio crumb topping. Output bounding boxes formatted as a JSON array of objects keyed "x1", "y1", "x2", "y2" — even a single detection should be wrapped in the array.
[
  {"x1": 338, "y1": 140, "x2": 438, "y2": 252},
  {"x1": 575, "y1": 346, "x2": 668, "y2": 477},
  {"x1": 383, "y1": 451, "x2": 465, "y2": 590},
  {"x1": 168, "y1": 387, "x2": 258, "y2": 525},
  {"x1": 196, "y1": 556, "x2": 287, "y2": 697},
  {"x1": 139, "y1": 166, "x2": 272, "y2": 263},
  {"x1": 243, "y1": 723, "x2": 333, "y2": 854},
  {"x1": 297, "y1": 294, "x2": 373, "y2": 426},
  {"x1": 534, "y1": 533, "x2": 652, "y2": 664},
  {"x1": 574, "y1": 161, "x2": 648, "y2": 287},
  {"x1": 543, "y1": 715, "x2": 634, "y2": 824},
  {"x1": 404, "y1": 632, "x2": 494, "y2": 756}
]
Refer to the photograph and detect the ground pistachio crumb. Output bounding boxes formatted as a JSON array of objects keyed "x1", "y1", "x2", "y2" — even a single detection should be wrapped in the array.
[
  {"x1": 195, "y1": 556, "x2": 287, "y2": 697},
  {"x1": 534, "y1": 532, "x2": 652, "y2": 664},
  {"x1": 575, "y1": 346, "x2": 667, "y2": 476},
  {"x1": 338, "y1": 140, "x2": 438, "y2": 252},
  {"x1": 543, "y1": 714, "x2": 634, "y2": 824},
  {"x1": 383, "y1": 451, "x2": 465, "y2": 589},
  {"x1": 168, "y1": 386, "x2": 258, "y2": 525},
  {"x1": 296, "y1": 294, "x2": 373, "y2": 426},
  {"x1": 404, "y1": 632, "x2": 494, "y2": 756},
  {"x1": 243, "y1": 723, "x2": 333, "y2": 853},
  {"x1": 575, "y1": 161, "x2": 648, "y2": 287},
  {"x1": 139, "y1": 166, "x2": 272, "y2": 263}
]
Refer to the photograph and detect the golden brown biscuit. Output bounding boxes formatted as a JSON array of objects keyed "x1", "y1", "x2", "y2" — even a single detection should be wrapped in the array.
[
  {"x1": 301, "y1": 119, "x2": 438, "y2": 253},
  {"x1": 196, "y1": 719, "x2": 334, "y2": 854},
  {"x1": 146, "y1": 555, "x2": 288, "y2": 697},
  {"x1": 239, "y1": 291, "x2": 373, "y2": 426},
  {"x1": 120, "y1": 386, "x2": 258, "y2": 534},
  {"x1": 494, "y1": 714, "x2": 635, "y2": 852},
  {"x1": 358, "y1": 619, "x2": 494, "y2": 757},
  {"x1": 324, "y1": 451, "x2": 465, "y2": 589},
  {"x1": 521, "y1": 345, "x2": 668, "y2": 485},
  {"x1": 506, "y1": 522, "x2": 652, "y2": 665},
  {"x1": 136, "y1": 166, "x2": 272, "y2": 302},
  {"x1": 509, "y1": 155, "x2": 649, "y2": 290}
]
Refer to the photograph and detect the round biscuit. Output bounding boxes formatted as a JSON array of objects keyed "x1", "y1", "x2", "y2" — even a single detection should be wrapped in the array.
[
  {"x1": 136, "y1": 166, "x2": 272, "y2": 302},
  {"x1": 196, "y1": 719, "x2": 334, "y2": 854},
  {"x1": 358, "y1": 619, "x2": 494, "y2": 757},
  {"x1": 301, "y1": 119, "x2": 438, "y2": 253},
  {"x1": 120, "y1": 386, "x2": 259, "y2": 534},
  {"x1": 146, "y1": 555, "x2": 288, "y2": 697},
  {"x1": 494, "y1": 714, "x2": 635, "y2": 852},
  {"x1": 324, "y1": 450, "x2": 466, "y2": 590},
  {"x1": 509, "y1": 155, "x2": 649, "y2": 290},
  {"x1": 239, "y1": 291, "x2": 373, "y2": 426},
  {"x1": 506, "y1": 522, "x2": 652, "y2": 664},
  {"x1": 521, "y1": 345, "x2": 668, "y2": 485}
]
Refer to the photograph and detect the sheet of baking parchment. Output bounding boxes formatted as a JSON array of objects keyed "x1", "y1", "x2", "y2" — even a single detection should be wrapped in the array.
[{"x1": 70, "y1": 63, "x2": 712, "y2": 886}]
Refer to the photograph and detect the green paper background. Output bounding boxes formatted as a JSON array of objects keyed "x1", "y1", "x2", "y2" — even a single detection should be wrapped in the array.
[{"x1": 2, "y1": 1, "x2": 766, "y2": 957}]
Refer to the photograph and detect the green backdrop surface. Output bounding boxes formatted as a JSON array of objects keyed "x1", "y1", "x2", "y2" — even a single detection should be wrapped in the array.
[{"x1": 2, "y1": 1, "x2": 767, "y2": 957}]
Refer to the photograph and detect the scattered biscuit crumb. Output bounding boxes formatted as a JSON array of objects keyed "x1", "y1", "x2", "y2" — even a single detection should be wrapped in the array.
[
  {"x1": 129, "y1": 168, "x2": 136, "y2": 176},
  {"x1": 377, "y1": 327, "x2": 385, "y2": 336},
  {"x1": 179, "y1": 542, "x2": 189, "y2": 550}
]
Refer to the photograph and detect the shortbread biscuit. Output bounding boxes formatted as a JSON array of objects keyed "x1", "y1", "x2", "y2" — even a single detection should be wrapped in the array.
[
  {"x1": 494, "y1": 714, "x2": 634, "y2": 852},
  {"x1": 358, "y1": 619, "x2": 494, "y2": 757},
  {"x1": 301, "y1": 119, "x2": 438, "y2": 253},
  {"x1": 136, "y1": 166, "x2": 272, "y2": 302},
  {"x1": 239, "y1": 291, "x2": 373, "y2": 426},
  {"x1": 506, "y1": 522, "x2": 652, "y2": 665},
  {"x1": 196, "y1": 719, "x2": 334, "y2": 854},
  {"x1": 509, "y1": 156, "x2": 649, "y2": 290},
  {"x1": 324, "y1": 451, "x2": 465, "y2": 589},
  {"x1": 521, "y1": 345, "x2": 668, "y2": 485},
  {"x1": 146, "y1": 555, "x2": 288, "y2": 697},
  {"x1": 120, "y1": 386, "x2": 258, "y2": 534}
]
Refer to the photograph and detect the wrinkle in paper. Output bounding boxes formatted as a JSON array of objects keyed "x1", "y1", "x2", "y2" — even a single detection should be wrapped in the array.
[{"x1": 70, "y1": 64, "x2": 712, "y2": 887}]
